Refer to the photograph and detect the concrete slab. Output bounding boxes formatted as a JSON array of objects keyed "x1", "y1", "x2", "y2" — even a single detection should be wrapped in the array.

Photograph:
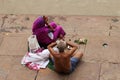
[
  {"x1": 1, "y1": 0, "x2": 120, "y2": 16},
  {"x1": 0, "y1": 36, "x2": 27, "y2": 50},
  {"x1": 83, "y1": 36, "x2": 120, "y2": 63},
  {"x1": 64, "y1": 29, "x2": 109, "y2": 37},
  {"x1": 111, "y1": 30, "x2": 120, "y2": 37},
  {"x1": 82, "y1": 36, "x2": 104, "y2": 62},
  {"x1": 58, "y1": 16, "x2": 110, "y2": 36},
  {"x1": 6, "y1": 50, "x2": 27, "y2": 56},
  {"x1": 37, "y1": 68, "x2": 68, "y2": 80},
  {"x1": 60, "y1": 16, "x2": 110, "y2": 30},
  {"x1": 0, "y1": 16, "x2": 2, "y2": 30},
  {"x1": 2, "y1": 33, "x2": 31, "y2": 37},
  {"x1": 100, "y1": 63, "x2": 120, "y2": 80},
  {"x1": 68, "y1": 62, "x2": 100, "y2": 80},
  {"x1": 77, "y1": 30, "x2": 109, "y2": 37},
  {"x1": 0, "y1": 49, "x2": 8, "y2": 56},
  {"x1": 0, "y1": 35, "x2": 28, "y2": 55},
  {"x1": 101, "y1": 37, "x2": 120, "y2": 63},
  {"x1": 0, "y1": 1, "x2": 4, "y2": 13},
  {"x1": 0, "y1": 37, "x2": 3, "y2": 46},
  {"x1": 6, "y1": 56, "x2": 37, "y2": 80},
  {"x1": 0, "y1": 56, "x2": 13, "y2": 80},
  {"x1": 2, "y1": 14, "x2": 35, "y2": 33}
]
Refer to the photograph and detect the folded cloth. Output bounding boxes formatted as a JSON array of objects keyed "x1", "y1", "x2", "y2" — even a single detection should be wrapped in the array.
[{"x1": 21, "y1": 47, "x2": 59, "y2": 71}]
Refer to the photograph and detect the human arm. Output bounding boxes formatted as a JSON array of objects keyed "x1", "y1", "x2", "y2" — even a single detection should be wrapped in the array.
[
  {"x1": 47, "y1": 24, "x2": 55, "y2": 32},
  {"x1": 66, "y1": 41, "x2": 78, "y2": 56},
  {"x1": 47, "y1": 42, "x2": 57, "y2": 56},
  {"x1": 43, "y1": 16, "x2": 54, "y2": 32}
]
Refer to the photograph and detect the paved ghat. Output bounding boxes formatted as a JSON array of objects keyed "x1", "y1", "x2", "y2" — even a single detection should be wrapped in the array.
[
  {"x1": 0, "y1": 15, "x2": 120, "y2": 80},
  {"x1": 1, "y1": 0, "x2": 120, "y2": 16}
]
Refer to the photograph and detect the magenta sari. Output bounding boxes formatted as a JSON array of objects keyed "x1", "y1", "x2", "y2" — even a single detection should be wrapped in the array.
[{"x1": 32, "y1": 16, "x2": 66, "y2": 48}]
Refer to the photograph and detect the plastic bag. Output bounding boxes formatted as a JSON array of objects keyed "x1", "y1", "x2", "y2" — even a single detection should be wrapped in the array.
[{"x1": 28, "y1": 35, "x2": 40, "y2": 53}]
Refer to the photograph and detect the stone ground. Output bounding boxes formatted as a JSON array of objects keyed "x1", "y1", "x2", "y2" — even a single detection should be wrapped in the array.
[
  {"x1": 1, "y1": 0, "x2": 120, "y2": 16},
  {"x1": 0, "y1": 14, "x2": 120, "y2": 80}
]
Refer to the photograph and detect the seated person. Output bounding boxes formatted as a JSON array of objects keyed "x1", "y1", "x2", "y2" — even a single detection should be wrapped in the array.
[
  {"x1": 32, "y1": 16, "x2": 66, "y2": 48},
  {"x1": 47, "y1": 40, "x2": 83, "y2": 74}
]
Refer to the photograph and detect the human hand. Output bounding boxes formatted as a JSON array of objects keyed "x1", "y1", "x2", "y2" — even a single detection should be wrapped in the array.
[
  {"x1": 43, "y1": 16, "x2": 48, "y2": 24},
  {"x1": 56, "y1": 39, "x2": 66, "y2": 45},
  {"x1": 59, "y1": 34, "x2": 65, "y2": 40}
]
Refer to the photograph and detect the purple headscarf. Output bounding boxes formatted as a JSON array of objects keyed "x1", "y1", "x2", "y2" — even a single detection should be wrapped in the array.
[
  {"x1": 32, "y1": 16, "x2": 51, "y2": 46},
  {"x1": 32, "y1": 16, "x2": 45, "y2": 32}
]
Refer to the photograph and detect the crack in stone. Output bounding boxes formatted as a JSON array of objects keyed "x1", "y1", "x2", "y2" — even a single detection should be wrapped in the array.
[
  {"x1": 34, "y1": 71, "x2": 39, "y2": 80},
  {"x1": 0, "y1": 37, "x2": 3, "y2": 46},
  {"x1": 111, "y1": 18, "x2": 119, "y2": 22},
  {"x1": 0, "y1": 15, "x2": 8, "y2": 33},
  {"x1": 109, "y1": 62, "x2": 120, "y2": 64},
  {"x1": 109, "y1": 24, "x2": 112, "y2": 36},
  {"x1": 0, "y1": 15, "x2": 7, "y2": 29},
  {"x1": 98, "y1": 63, "x2": 102, "y2": 80}
]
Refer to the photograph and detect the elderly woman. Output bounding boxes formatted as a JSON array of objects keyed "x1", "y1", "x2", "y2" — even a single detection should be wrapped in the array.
[{"x1": 32, "y1": 16, "x2": 66, "y2": 48}]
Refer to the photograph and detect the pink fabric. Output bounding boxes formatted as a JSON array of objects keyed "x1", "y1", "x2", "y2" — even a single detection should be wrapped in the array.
[{"x1": 21, "y1": 49, "x2": 50, "y2": 71}]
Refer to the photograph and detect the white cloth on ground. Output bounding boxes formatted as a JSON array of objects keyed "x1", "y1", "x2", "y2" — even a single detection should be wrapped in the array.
[{"x1": 21, "y1": 47, "x2": 59, "y2": 70}]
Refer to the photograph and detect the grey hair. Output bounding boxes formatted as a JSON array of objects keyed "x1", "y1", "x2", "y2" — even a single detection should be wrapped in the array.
[{"x1": 57, "y1": 41, "x2": 66, "y2": 52}]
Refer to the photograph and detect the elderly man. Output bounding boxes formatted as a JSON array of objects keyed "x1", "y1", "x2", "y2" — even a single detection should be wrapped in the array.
[{"x1": 47, "y1": 40, "x2": 83, "y2": 73}]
